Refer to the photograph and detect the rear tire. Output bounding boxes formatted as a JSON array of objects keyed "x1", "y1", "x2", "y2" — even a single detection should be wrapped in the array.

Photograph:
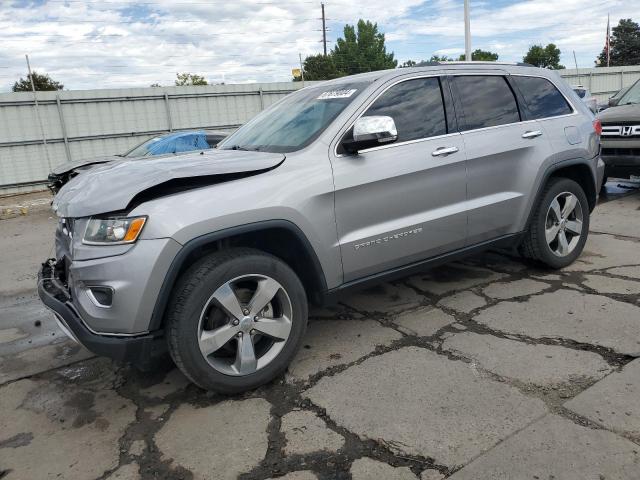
[
  {"x1": 520, "y1": 177, "x2": 589, "y2": 269},
  {"x1": 166, "y1": 248, "x2": 308, "y2": 394}
]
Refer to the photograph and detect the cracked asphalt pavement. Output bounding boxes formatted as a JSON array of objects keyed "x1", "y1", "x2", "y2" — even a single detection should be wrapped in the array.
[{"x1": 1, "y1": 181, "x2": 640, "y2": 480}]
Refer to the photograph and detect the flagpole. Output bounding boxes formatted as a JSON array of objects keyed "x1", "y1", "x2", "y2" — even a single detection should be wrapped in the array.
[{"x1": 607, "y1": 13, "x2": 610, "y2": 67}]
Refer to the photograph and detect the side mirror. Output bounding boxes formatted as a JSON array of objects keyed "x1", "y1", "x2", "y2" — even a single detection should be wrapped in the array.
[
  {"x1": 343, "y1": 116, "x2": 398, "y2": 154},
  {"x1": 609, "y1": 97, "x2": 620, "y2": 107}
]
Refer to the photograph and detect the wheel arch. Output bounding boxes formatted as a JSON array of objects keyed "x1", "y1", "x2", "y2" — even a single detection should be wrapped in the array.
[
  {"x1": 148, "y1": 220, "x2": 327, "y2": 331},
  {"x1": 547, "y1": 162, "x2": 597, "y2": 212},
  {"x1": 524, "y1": 159, "x2": 597, "y2": 232}
]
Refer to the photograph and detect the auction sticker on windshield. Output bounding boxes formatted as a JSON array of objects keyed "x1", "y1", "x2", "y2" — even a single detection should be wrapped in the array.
[{"x1": 317, "y1": 89, "x2": 357, "y2": 100}]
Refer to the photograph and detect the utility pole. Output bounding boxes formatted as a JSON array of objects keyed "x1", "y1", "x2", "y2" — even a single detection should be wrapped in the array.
[
  {"x1": 321, "y1": 2, "x2": 327, "y2": 56},
  {"x1": 464, "y1": 0, "x2": 471, "y2": 61},
  {"x1": 25, "y1": 54, "x2": 51, "y2": 169}
]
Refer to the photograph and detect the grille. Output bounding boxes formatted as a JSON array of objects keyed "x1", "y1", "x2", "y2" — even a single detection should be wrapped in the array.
[
  {"x1": 601, "y1": 147, "x2": 640, "y2": 156},
  {"x1": 601, "y1": 125, "x2": 640, "y2": 137},
  {"x1": 602, "y1": 121, "x2": 640, "y2": 127}
]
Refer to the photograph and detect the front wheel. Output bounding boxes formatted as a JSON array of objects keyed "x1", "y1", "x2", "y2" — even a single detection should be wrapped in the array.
[
  {"x1": 166, "y1": 248, "x2": 308, "y2": 394},
  {"x1": 520, "y1": 177, "x2": 590, "y2": 269}
]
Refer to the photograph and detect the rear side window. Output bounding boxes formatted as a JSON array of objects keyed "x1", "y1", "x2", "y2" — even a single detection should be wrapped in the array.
[
  {"x1": 363, "y1": 77, "x2": 447, "y2": 142},
  {"x1": 514, "y1": 76, "x2": 573, "y2": 119},
  {"x1": 453, "y1": 75, "x2": 520, "y2": 130}
]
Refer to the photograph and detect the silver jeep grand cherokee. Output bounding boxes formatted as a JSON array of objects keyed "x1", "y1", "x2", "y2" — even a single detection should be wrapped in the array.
[{"x1": 39, "y1": 63, "x2": 604, "y2": 393}]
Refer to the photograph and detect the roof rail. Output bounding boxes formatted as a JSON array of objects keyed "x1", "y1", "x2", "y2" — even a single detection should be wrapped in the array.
[{"x1": 414, "y1": 61, "x2": 536, "y2": 67}]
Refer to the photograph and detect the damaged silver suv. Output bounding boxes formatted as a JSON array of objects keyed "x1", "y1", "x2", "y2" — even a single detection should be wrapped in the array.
[{"x1": 39, "y1": 63, "x2": 603, "y2": 393}]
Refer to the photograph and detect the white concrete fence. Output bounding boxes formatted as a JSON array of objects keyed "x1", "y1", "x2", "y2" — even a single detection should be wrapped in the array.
[
  {"x1": 0, "y1": 82, "x2": 313, "y2": 193},
  {"x1": 1, "y1": 66, "x2": 639, "y2": 194}
]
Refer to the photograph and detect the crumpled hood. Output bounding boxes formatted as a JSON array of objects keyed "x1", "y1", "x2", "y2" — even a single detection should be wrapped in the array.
[
  {"x1": 51, "y1": 155, "x2": 122, "y2": 176},
  {"x1": 52, "y1": 149, "x2": 285, "y2": 218},
  {"x1": 598, "y1": 103, "x2": 640, "y2": 123}
]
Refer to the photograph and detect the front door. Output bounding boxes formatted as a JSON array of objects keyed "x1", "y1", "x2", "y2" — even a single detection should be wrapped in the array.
[{"x1": 330, "y1": 75, "x2": 468, "y2": 282}]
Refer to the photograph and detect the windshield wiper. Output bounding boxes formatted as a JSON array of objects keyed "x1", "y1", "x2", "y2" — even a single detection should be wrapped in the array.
[{"x1": 228, "y1": 145, "x2": 261, "y2": 151}]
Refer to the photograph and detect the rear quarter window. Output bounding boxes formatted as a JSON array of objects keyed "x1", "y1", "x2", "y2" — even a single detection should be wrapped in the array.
[
  {"x1": 453, "y1": 75, "x2": 520, "y2": 131},
  {"x1": 513, "y1": 76, "x2": 573, "y2": 119}
]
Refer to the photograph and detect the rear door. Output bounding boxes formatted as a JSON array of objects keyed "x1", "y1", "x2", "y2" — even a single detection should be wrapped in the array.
[
  {"x1": 331, "y1": 75, "x2": 468, "y2": 282},
  {"x1": 450, "y1": 73, "x2": 554, "y2": 244}
]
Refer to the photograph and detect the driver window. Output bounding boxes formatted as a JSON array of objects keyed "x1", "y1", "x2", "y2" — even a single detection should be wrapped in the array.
[{"x1": 363, "y1": 77, "x2": 447, "y2": 143}]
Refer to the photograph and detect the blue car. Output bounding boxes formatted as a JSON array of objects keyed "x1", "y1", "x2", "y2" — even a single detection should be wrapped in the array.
[{"x1": 48, "y1": 130, "x2": 228, "y2": 194}]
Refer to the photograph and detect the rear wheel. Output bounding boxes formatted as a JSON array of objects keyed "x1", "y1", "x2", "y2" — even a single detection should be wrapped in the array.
[
  {"x1": 166, "y1": 248, "x2": 308, "y2": 393},
  {"x1": 520, "y1": 177, "x2": 589, "y2": 269}
]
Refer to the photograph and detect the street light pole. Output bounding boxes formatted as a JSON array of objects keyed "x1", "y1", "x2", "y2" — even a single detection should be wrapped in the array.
[
  {"x1": 299, "y1": 53, "x2": 305, "y2": 86},
  {"x1": 464, "y1": 0, "x2": 471, "y2": 61},
  {"x1": 25, "y1": 54, "x2": 52, "y2": 170}
]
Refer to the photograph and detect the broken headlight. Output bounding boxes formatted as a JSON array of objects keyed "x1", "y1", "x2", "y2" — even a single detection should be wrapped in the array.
[{"x1": 83, "y1": 216, "x2": 147, "y2": 245}]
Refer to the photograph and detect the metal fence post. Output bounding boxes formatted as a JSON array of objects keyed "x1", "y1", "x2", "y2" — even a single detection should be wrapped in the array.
[
  {"x1": 164, "y1": 92, "x2": 173, "y2": 132},
  {"x1": 55, "y1": 94, "x2": 71, "y2": 162},
  {"x1": 258, "y1": 87, "x2": 264, "y2": 111}
]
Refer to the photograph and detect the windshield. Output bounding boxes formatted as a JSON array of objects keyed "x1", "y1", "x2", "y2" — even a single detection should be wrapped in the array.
[
  {"x1": 219, "y1": 82, "x2": 370, "y2": 153},
  {"x1": 618, "y1": 79, "x2": 640, "y2": 105},
  {"x1": 573, "y1": 88, "x2": 586, "y2": 99},
  {"x1": 123, "y1": 135, "x2": 167, "y2": 157}
]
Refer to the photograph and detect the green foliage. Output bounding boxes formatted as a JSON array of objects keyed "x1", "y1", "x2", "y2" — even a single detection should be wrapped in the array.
[
  {"x1": 458, "y1": 49, "x2": 499, "y2": 61},
  {"x1": 294, "y1": 54, "x2": 341, "y2": 81},
  {"x1": 330, "y1": 20, "x2": 397, "y2": 76},
  {"x1": 399, "y1": 59, "x2": 417, "y2": 68},
  {"x1": 597, "y1": 18, "x2": 640, "y2": 66},
  {"x1": 12, "y1": 71, "x2": 63, "y2": 92},
  {"x1": 296, "y1": 19, "x2": 396, "y2": 81},
  {"x1": 175, "y1": 72, "x2": 208, "y2": 86},
  {"x1": 523, "y1": 44, "x2": 564, "y2": 69},
  {"x1": 428, "y1": 55, "x2": 453, "y2": 62}
]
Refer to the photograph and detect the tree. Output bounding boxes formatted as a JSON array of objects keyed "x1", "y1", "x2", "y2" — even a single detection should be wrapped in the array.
[
  {"x1": 12, "y1": 71, "x2": 63, "y2": 92},
  {"x1": 523, "y1": 44, "x2": 564, "y2": 69},
  {"x1": 597, "y1": 18, "x2": 640, "y2": 66},
  {"x1": 399, "y1": 59, "x2": 417, "y2": 68},
  {"x1": 428, "y1": 55, "x2": 453, "y2": 62},
  {"x1": 294, "y1": 54, "x2": 340, "y2": 81},
  {"x1": 175, "y1": 72, "x2": 208, "y2": 86},
  {"x1": 331, "y1": 20, "x2": 397, "y2": 76},
  {"x1": 458, "y1": 49, "x2": 498, "y2": 61}
]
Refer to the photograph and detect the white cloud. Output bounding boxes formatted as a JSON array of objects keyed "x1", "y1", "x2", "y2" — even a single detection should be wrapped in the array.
[{"x1": 0, "y1": 0, "x2": 631, "y2": 91}]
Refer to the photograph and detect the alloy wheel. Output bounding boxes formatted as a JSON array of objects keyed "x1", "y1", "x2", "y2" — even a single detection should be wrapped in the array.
[
  {"x1": 545, "y1": 191, "x2": 583, "y2": 257},
  {"x1": 197, "y1": 274, "x2": 293, "y2": 376}
]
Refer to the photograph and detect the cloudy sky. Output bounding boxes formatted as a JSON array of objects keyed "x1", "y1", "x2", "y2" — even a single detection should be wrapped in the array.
[{"x1": 0, "y1": 0, "x2": 634, "y2": 92}]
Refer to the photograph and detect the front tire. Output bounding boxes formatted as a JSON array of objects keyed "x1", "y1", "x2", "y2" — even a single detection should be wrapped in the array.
[
  {"x1": 166, "y1": 248, "x2": 308, "y2": 394},
  {"x1": 520, "y1": 177, "x2": 590, "y2": 269}
]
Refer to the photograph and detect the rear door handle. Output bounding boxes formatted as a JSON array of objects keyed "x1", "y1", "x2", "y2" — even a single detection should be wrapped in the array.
[
  {"x1": 522, "y1": 130, "x2": 543, "y2": 139},
  {"x1": 431, "y1": 146, "x2": 459, "y2": 157}
]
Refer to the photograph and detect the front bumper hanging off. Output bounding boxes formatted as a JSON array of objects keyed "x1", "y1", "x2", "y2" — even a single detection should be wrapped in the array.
[{"x1": 37, "y1": 258, "x2": 165, "y2": 367}]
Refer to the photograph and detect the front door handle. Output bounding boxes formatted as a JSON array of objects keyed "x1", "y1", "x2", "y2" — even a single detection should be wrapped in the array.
[
  {"x1": 522, "y1": 130, "x2": 543, "y2": 139},
  {"x1": 431, "y1": 146, "x2": 459, "y2": 157}
]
